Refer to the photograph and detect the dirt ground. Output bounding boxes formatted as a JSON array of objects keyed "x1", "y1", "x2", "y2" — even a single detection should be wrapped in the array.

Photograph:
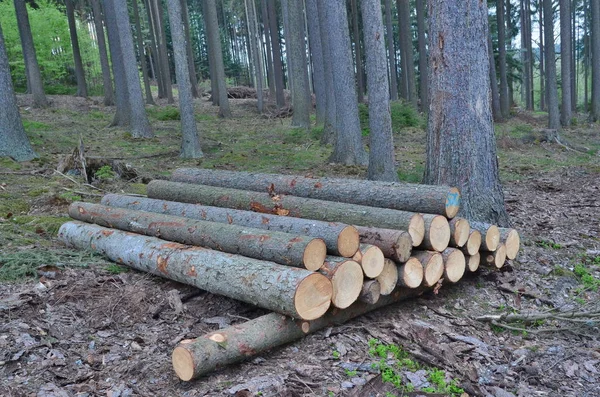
[{"x1": 1, "y1": 94, "x2": 599, "y2": 397}]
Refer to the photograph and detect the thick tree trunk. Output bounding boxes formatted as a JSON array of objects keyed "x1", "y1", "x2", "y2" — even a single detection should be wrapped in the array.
[
  {"x1": 356, "y1": 226, "x2": 412, "y2": 263},
  {"x1": 0, "y1": 23, "x2": 37, "y2": 162},
  {"x1": 59, "y1": 222, "x2": 332, "y2": 320},
  {"x1": 205, "y1": 0, "x2": 231, "y2": 117},
  {"x1": 260, "y1": 0, "x2": 276, "y2": 100},
  {"x1": 170, "y1": 168, "x2": 461, "y2": 219},
  {"x1": 267, "y1": 0, "x2": 285, "y2": 108},
  {"x1": 376, "y1": 258, "x2": 398, "y2": 295},
  {"x1": 488, "y1": 30, "x2": 503, "y2": 122},
  {"x1": 65, "y1": 0, "x2": 88, "y2": 97},
  {"x1": 410, "y1": 251, "x2": 443, "y2": 287},
  {"x1": 132, "y1": 0, "x2": 155, "y2": 105},
  {"x1": 440, "y1": 248, "x2": 465, "y2": 283},
  {"x1": 146, "y1": 180, "x2": 427, "y2": 247},
  {"x1": 351, "y1": 0, "x2": 364, "y2": 103},
  {"x1": 323, "y1": 0, "x2": 368, "y2": 165},
  {"x1": 591, "y1": 0, "x2": 600, "y2": 120},
  {"x1": 172, "y1": 286, "x2": 429, "y2": 381},
  {"x1": 560, "y1": 0, "x2": 572, "y2": 126},
  {"x1": 424, "y1": 0, "x2": 509, "y2": 226},
  {"x1": 351, "y1": 244, "x2": 385, "y2": 279},
  {"x1": 317, "y1": 0, "x2": 337, "y2": 144},
  {"x1": 361, "y1": 0, "x2": 397, "y2": 182},
  {"x1": 497, "y1": 0, "x2": 509, "y2": 119},
  {"x1": 101, "y1": 194, "x2": 359, "y2": 258},
  {"x1": 359, "y1": 280, "x2": 381, "y2": 304},
  {"x1": 245, "y1": 0, "x2": 264, "y2": 113},
  {"x1": 166, "y1": 0, "x2": 202, "y2": 158},
  {"x1": 397, "y1": 0, "x2": 417, "y2": 107},
  {"x1": 385, "y1": 0, "x2": 399, "y2": 101},
  {"x1": 319, "y1": 257, "x2": 363, "y2": 309},
  {"x1": 305, "y1": 0, "x2": 325, "y2": 124},
  {"x1": 69, "y1": 202, "x2": 326, "y2": 270},
  {"x1": 469, "y1": 221, "x2": 500, "y2": 252},
  {"x1": 543, "y1": 0, "x2": 560, "y2": 130},
  {"x1": 396, "y1": 257, "x2": 423, "y2": 288},
  {"x1": 416, "y1": 0, "x2": 428, "y2": 111},
  {"x1": 90, "y1": 0, "x2": 114, "y2": 106},
  {"x1": 13, "y1": 0, "x2": 47, "y2": 108}
]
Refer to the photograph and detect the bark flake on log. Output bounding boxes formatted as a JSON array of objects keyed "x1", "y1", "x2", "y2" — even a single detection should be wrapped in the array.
[{"x1": 356, "y1": 226, "x2": 412, "y2": 262}]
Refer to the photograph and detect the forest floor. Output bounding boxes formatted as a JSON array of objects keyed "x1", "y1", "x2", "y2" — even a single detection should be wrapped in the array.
[{"x1": 0, "y1": 93, "x2": 599, "y2": 397}]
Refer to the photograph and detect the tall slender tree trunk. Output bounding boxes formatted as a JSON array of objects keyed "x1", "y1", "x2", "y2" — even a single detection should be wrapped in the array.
[
  {"x1": 571, "y1": 0, "x2": 577, "y2": 111},
  {"x1": 245, "y1": 0, "x2": 264, "y2": 113},
  {"x1": 497, "y1": 0, "x2": 509, "y2": 119},
  {"x1": 560, "y1": 0, "x2": 572, "y2": 126},
  {"x1": 488, "y1": 29, "x2": 503, "y2": 122},
  {"x1": 132, "y1": 0, "x2": 155, "y2": 105},
  {"x1": 521, "y1": 0, "x2": 533, "y2": 110},
  {"x1": 91, "y1": 0, "x2": 114, "y2": 106},
  {"x1": 65, "y1": 0, "x2": 88, "y2": 97},
  {"x1": 527, "y1": 0, "x2": 534, "y2": 109},
  {"x1": 584, "y1": 0, "x2": 589, "y2": 112},
  {"x1": 506, "y1": 0, "x2": 514, "y2": 107},
  {"x1": 351, "y1": 0, "x2": 364, "y2": 103},
  {"x1": 543, "y1": 0, "x2": 560, "y2": 129},
  {"x1": 205, "y1": 0, "x2": 231, "y2": 117},
  {"x1": 267, "y1": 0, "x2": 285, "y2": 108},
  {"x1": 397, "y1": 0, "x2": 416, "y2": 107},
  {"x1": 154, "y1": 0, "x2": 174, "y2": 103},
  {"x1": 261, "y1": 0, "x2": 275, "y2": 100},
  {"x1": 105, "y1": 0, "x2": 129, "y2": 126},
  {"x1": 13, "y1": 0, "x2": 47, "y2": 107},
  {"x1": 280, "y1": 0, "x2": 292, "y2": 92},
  {"x1": 305, "y1": 0, "x2": 325, "y2": 124},
  {"x1": 385, "y1": 0, "x2": 399, "y2": 101},
  {"x1": 145, "y1": 0, "x2": 164, "y2": 98},
  {"x1": 591, "y1": 0, "x2": 600, "y2": 120},
  {"x1": 317, "y1": 0, "x2": 337, "y2": 144},
  {"x1": 539, "y1": 0, "x2": 545, "y2": 110},
  {"x1": 361, "y1": 0, "x2": 397, "y2": 182},
  {"x1": 424, "y1": 0, "x2": 509, "y2": 226},
  {"x1": 416, "y1": 0, "x2": 428, "y2": 111},
  {"x1": 181, "y1": 0, "x2": 199, "y2": 98}
]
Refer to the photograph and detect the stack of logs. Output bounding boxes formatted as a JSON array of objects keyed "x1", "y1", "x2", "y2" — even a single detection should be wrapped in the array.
[{"x1": 58, "y1": 169, "x2": 520, "y2": 382}]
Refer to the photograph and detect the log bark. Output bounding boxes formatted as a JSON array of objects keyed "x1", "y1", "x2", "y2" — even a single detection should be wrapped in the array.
[
  {"x1": 147, "y1": 181, "x2": 426, "y2": 246},
  {"x1": 101, "y1": 194, "x2": 358, "y2": 258},
  {"x1": 351, "y1": 244, "x2": 385, "y2": 279},
  {"x1": 359, "y1": 280, "x2": 381, "y2": 304},
  {"x1": 461, "y1": 229, "x2": 482, "y2": 256},
  {"x1": 499, "y1": 228, "x2": 520, "y2": 260},
  {"x1": 69, "y1": 202, "x2": 326, "y2": 271},
  {"x1": 481, "y1": 243, "x2": 507, "y2": 269},
  {"x1": 172, "y1": 286, "x2": 429, "y2": 380},
  {"x1": 411, "y1": 251, "x2": 444, "y2": 287},
  {"x1": 397, "y1": 257, "x2": 424, "y2": 288},
  {"x1": 469, "y1": 222, "x2": 500, "y2": 252},
  {"x1": 319, "y1": 257, "x2": 364, "y2": 309},
  {"x1": 376, "y1": 258, "x2": 399, "y2": 295},
  {"x1": 356, "y1": 226, "x2": 412, "y2": 262},
  {"x1": 59, "y1": 222, "x2": 332, "y2": 320},
  {"x1": 170, "y1": 168, "x2": 461, "y2": 218},
  {"x1": 465, "y1": 253, "x2": 480, "y2": 272},
  {"x1": 418, "y1": 214, "x2": 450, "y2": 252},
  {"x1": 448, "y1": 217, "x2": 470, "y2": 247},
  {"x1": 440, "y1": 248, "x2": 465, "y2": 283}
]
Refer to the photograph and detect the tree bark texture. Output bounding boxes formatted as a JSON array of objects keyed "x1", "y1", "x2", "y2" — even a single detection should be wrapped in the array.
[
  {"x1": 384, "y1": 0, "x2": 399, "y2": 101},
  {"x1": 397, "y1": 0, "x2": 417, "y2": 107},
  {"x1": 59, "y1": 222, "x2": 332, "y2": 320},
  {"x1": 100, "y1": 194, "x2": 359, "y2": 258},
  {"x1": 497, "y1": 0, "x2": 509, "y2": 119},
  {"x1": 356, "y1": 226, "x2": 412, "y2": 263},
  {"x1": 170, "y1": 168, "x2": 460, "y2": 219},
  {"x1": 205, "y1": 0, "x2": 231, "y2": 117},
  {"x1": 359, "y1": 280, "x2": 381, "y2": 304},
  {"x1": 65, "y1": 0, "x2": 88, "y2": 97},
  {"x1": 267, "y1": 0, "x2": 285, "y2": 108},
  {"x1": 416, "y1": 0, "x2": 428, "y2": 111},
  {"x1": 351, "y1": 0, "x2": 364, "y2": 103},
  {"x1": 305, "y1": 0, "x2": 325, "y2": 124},
  {"x1": 543, "y1": 0, "x2": 560, "y2": 129},
  {"x1": 90, "y1": 0, "x2": 114, "y2": 106},
  {"x1": 132, "y1": 0, "x2": 155, "y2": 105},
  {"x1": 317, "y1": 0, "x2": 337, "y2": 144},
  {"x1": 146, "y1": 180, "x2": 426, "y2": 246},
  {"x1": 560, "y1": 0, "x2": 572, "y2": 126},
  {"x1": 361, "y1": 0, "x2": 398, "y2": 182},
  {"x1": 424, "y1": 0, "x2": 509, "y2": 226},
  {"x1": 591, "y1": 0, "x2": 600, "y2": 120}
]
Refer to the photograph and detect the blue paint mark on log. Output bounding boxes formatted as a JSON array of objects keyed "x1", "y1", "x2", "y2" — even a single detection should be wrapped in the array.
[{"x1": 446, "y1": 192, "x2": 460, "y2": 208}]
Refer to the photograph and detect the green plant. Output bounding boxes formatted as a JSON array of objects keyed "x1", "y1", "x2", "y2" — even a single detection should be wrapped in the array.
[
  {"x1": 94, "y1": 165, "x2": 115, "y2": 180},
  {"x1": 58, "y1": 191, "x2": 82, "y2": 202},
  {"x1": 332, "y1": 350, "x2": 340, "y2": 359},
  {"x1": 105, "y1": 264, "x2": 129, "y2": 274},
  {"x1": 536, "y1": 240, "x2": 562, "y2": 249},
  {"x1": 573, "y1": 263, "x2": 600, "y2": 291},
  {"x1": 344, "y1": 369, "x2": 358, "y2": 377},
  {"x1": 149, "y1": 106, "x2": 181, "y2": 121}
]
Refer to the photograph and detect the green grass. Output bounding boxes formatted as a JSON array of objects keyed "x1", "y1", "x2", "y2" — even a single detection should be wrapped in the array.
[
  {"x1": 147, "y1": 106, "x2": 180, "y2": 121},
  {"x1": 0, "y1": 249, "x2": 97, "y2": 282},
  {"x1": 358, "y1": 101, "x2": 424, "y2": 136}
]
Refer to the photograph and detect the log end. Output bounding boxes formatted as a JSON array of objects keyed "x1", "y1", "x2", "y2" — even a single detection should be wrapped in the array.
[
  {"x1": 303, "y1": 238, "x2": 327, "y2": 271},
  {"x1": 399, "y1": 257, "x2": 424, "y2": 289},
  {"x1": 359, "y1": 279, "x2": 381, "y2": 305},
  {"x1": 504, "y1": 229, "x2": 520, "y2": 260},
  {"x1": 422, "y1": 252, "x2": 444, "y2": 287},
  {"x1": 493, "y1": 244, "x2": 507, "y2": 268},
  {"x1": 393, "y1": 231, "x2": 413, "y2": 263},
  {"x1": 295, "y1": 273, "x2": 333, "y2": 320},
  {"x1": 408, "y1": 214, "x2": 425, "y2": 247},
  {"x1": 451, "y1": 218, "x2": 470, "y2": 247},
  {"x1": 428, "y1": 215, "x2": 451, "y2": 252},
  {"x1": 485, "y1": 225, "x2": 500, "y2": 252},
  {"x1": 466, "y1": 230, "x2": 482, "y2": 256},
  {"x1": 376, "y1": 258, "x2": 399, "y2": 295},
  {"x1": 172, "y1": 344, "x2": 195, "y2": 381},
  {"x1": 330, "y1": 260, "x2": 364, "y2": 309},
  {"x1": 337, "y1": 226, "x2": 360, "y2": 257},
  {"x1": 442, "y1": 248, "x2": 466, "y2": 283},
  {"x1": 361, "y1": 245, "x2": 385, "y2": 278},
  {"x1": 466, "y1": 252, "x2": 481, "y2": 272},
  {"x1": 445, "y1": 187, "x2": 461, "y2": 219}
]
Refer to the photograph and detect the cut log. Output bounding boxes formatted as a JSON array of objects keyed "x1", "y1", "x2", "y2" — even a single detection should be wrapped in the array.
[
  {"x1": 170, "y1": 168, "x2": 461, "y2": 218},
  {"x1": 461, "y1": 229, "x2": 482, "y2": 256},
  {"x1": 419, "y1": 214, "x2": 451, "y2": 252},
  {"x1": 448, "y1": 217, "x2": 470, "y2": 247},
  {"x1": 358, "y1": 280, "x2": 381, "y2": 304},
  {"x1": 319, "y1": 257, "x2": 364, "y2": 309},
  {"x1": 440, "y1": 248, "x2": 466, "y2": 283},
  {"x1": 410, "y1": 251, "x2": 444, "y2": 287},
  {"x1": 68, "y1": 202, "x2": 326, "y2": 271},
  {"x1": 469, "y1": 222, "x2": 500, "y2": 252},
  {"x1": 465, "y1": 252, "x2": 481, "y2": 272},
  {"x1": 481, "y1": 243, "x2": 507, "y2": 269},
  {"x1": 58, "y1": 222, "x2": 332, "y2": 320},
  {"x1": 146, "y1": 181, "x2": 426, "y2": 247},
  {"x1": 499, "y1": 228, "x2": 520, "y2": 260},
  {"x1": 375, "y1": 258, "x2": 399, "y2": 295},
  {"x1": 396, "y1": 257, "x2": 424, "y2": 288},
  {"x1": 101, "y1": 194, "x2": 359, "y2": 258},
  {"x1": 351, "y1": 244, "x2": 385, "y2": 278},
  {"x1": 172, "y1": 286, "x2": 430, "y2": 381},
  {"x1": 356, "y1": 226, "x2": 412, "y2": 262}
]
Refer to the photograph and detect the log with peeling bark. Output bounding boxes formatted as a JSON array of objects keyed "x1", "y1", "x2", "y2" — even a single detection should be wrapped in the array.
[
  {"x1": 465, "y1": 253, "x2": 481, "y2": 272},
  {"x1": 418, "y1": 214, "x2": 451, "y2": 252},
  {"x1": 359, "y1": 280, "x2": 381, "y2": 304},
  {"x1": 356, "y1": 226, "x2": 412, "y2": 262},
  {"x1": 172, "y1": 286, "x2": 429, "y2": 381},
  {"x1": 101, "y1": 194, "x2": 359, "y2": 258},
  {"x1": 319, "y1": 257, "x2": 364, "y2": 309},
  {"x1": 58, "y1": 222, "x2": 333, "y2": 320},
  {"x1": 351, "y1": 244, "x2": 385, "y2": 278},
  {"x1": 170, "y1": 168, "x2": 461, "y2": 218},
  {"x1": 147, "y1": 181, "x2": 427, "y2": 247},
  {"x1": 481, "y1": 243, "x2": 507, "y2": 269},
  {"x1": 469, "y1": 221, "x2": 500, "y2": 252},
  {"x1": 461, "y1": 229, "x2": 482, "y2": 256},
  {"x1": 397, "y1": 257, "x2": 424, "y2": 288},
  {"x1": 441, "y1": 248, "x2": 466, "y2": 283},
  {"x1": 376, "y1": 259, "x2": 399, "y2": 295},
  {"x1": 499, "y1": 228, "x2": 520, "y2": 260},
  {"x1": 411, "y1": 251, "x2": 444, "y2": 287},
  {"x1": 448, "y1": 218, "x2": 470, "y2": 247},
  {"x1": 69, "y1": 202, "x2": 327, "y2": 271}
]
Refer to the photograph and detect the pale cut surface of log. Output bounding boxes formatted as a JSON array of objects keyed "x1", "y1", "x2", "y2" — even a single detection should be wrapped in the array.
[
  {"x1": 146, "y1": 181, "x2": 426, "y2": 246},
  {"x1": 58, "y1": 222, "x2": 332, "y2": 320},
  {"x1": 172, "y1": 286, "x2": 429, "y2": 381},
  {"x1": 441, "y1": 248, "x2": 466, "y2": 283},
  {"x1": 101, "y1": 194, "x2": 359, "y2": 257},
  {"x1": 466, "y1": 252, "x2": 481, "y2": 272},
  {"x1": 419, "y1": 214, "x2": 451, "y2": 252},
  {"x1": 411, "y1": 251, "x2": 444, "y2": 287},
  {"x1": 352, "y1": 243, "x2": 385, "y2": 278},
  {"x1": 397, "y1": 257, "x2": 424, "y2": 288},
  {"x1": 69, "y1": 202, "x2": 326, "y2": 271},
  {"x1": 462, "y1": 229, "x2": 482, "y2": 256},
  {"x1": 170, "y1": 168, "x2": 461, "y2": 218},
  {"x1": 356, "y1": 226, "x2": 412, "y2": 262},
  {"x1": 376, "y1": 258, "x2": 399, "y2": 295},
  {"x1": 470, "y1": 221, "x2": 500, "y2": 252},
  {"x1": 481, "y1": 243, "x2": 507, "y2": 268},
  {"x1": 449, "y1": 217, "x2": 470, "y2": 247},
  {"x1": 359, "y1": 280, "x2": 381, "y2": 304},
  {"x1": 499, "y1": 228, "x2": 520, "y2": 260},
  {"x1": 319, "y1": 257, "x2": 364, "y2": 309}
]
